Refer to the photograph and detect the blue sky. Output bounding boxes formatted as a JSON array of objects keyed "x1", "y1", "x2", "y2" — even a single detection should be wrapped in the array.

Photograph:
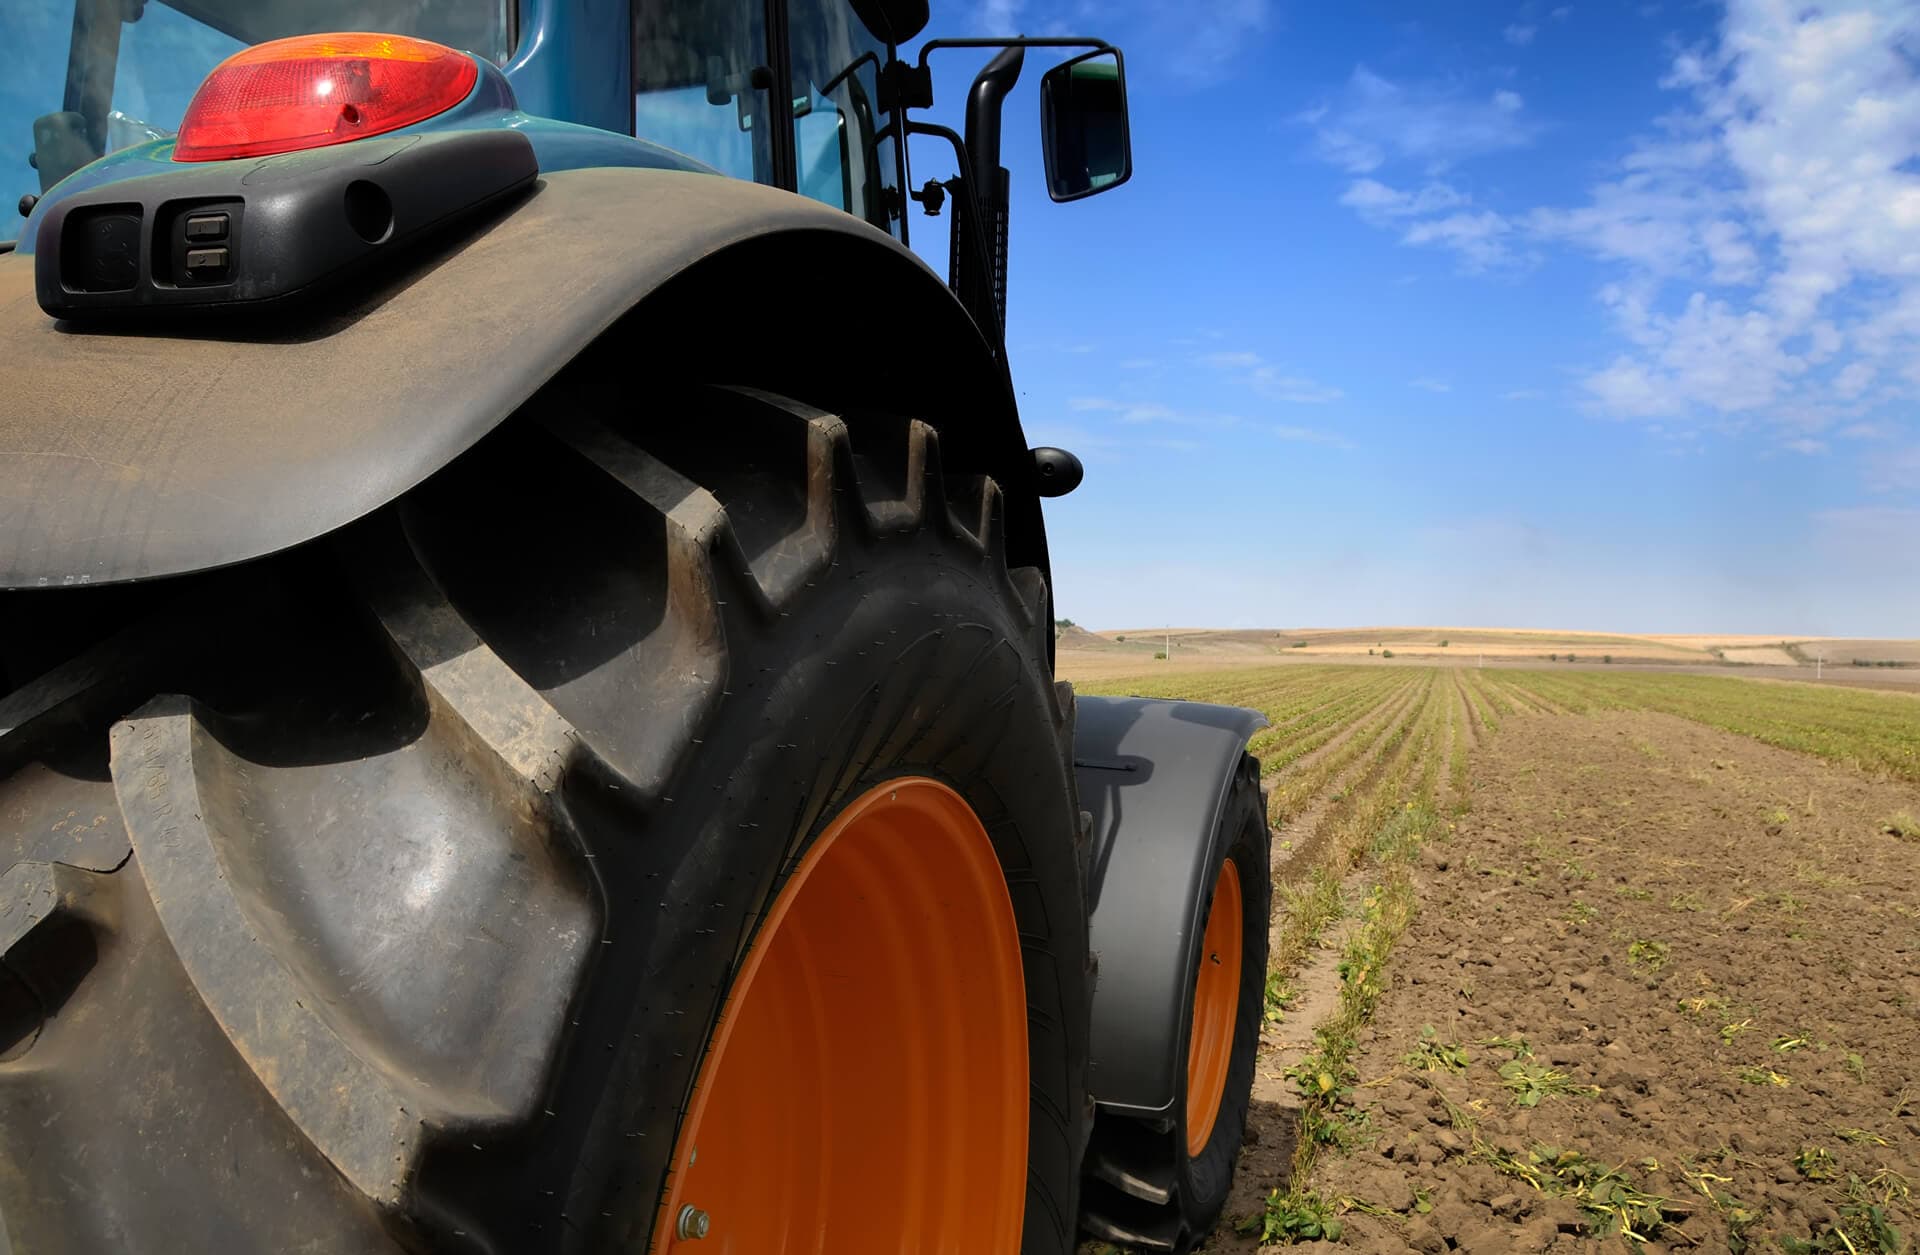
[
  {"x1": 3, "y1": 2, "x2": 1913, "y2": 635},
  {"x1": 908, "y1": 1, "x2": 1920, "y2": 635}
]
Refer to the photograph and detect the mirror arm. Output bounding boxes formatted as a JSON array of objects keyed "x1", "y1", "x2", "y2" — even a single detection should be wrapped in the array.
[
  {"x1": 963, "y1": 48, "x2": 1022, "y2": 341},
  {"x1": 913, "y1": 36, "x2": 1114, "y2": 74},
  {"x1": 905, "y1": 119, "x2": 1004, "y2": 351},
  {"x1": 898, "y1": 37, "x2": 1114, "y2": 346}
]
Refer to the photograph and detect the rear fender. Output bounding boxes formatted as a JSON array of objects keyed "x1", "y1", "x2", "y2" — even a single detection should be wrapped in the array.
[
  {"x1": 0, "y1": 167, "x2": 1049, "y2": 587},
  {"x1": 1075, "y1": 695, "x2": 1268, "y2": 1117}
]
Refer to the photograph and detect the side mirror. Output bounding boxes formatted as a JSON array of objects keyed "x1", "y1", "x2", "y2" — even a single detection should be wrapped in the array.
[{"x1": 1040, "y1": 49, "x2": 1132, "y2": 203}]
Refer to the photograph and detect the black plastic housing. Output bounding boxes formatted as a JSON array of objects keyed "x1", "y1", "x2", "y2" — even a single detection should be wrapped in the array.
[{"x1": 34, "y1": 129, "x2": 537, "y2": 319}]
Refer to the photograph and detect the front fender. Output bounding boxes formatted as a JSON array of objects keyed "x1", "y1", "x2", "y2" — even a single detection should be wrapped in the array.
[
  {"x1": 0, "y1": 167, "x2": 1040, "y2": 588},
  {"x1": 1076, "y1": 695, "x2": 1268, "y2": 1117}
]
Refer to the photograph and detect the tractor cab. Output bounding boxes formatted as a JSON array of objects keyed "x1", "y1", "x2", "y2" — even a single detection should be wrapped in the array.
[{"x1": 8, "y1": 0, "x2": 1129, "y2": 342}]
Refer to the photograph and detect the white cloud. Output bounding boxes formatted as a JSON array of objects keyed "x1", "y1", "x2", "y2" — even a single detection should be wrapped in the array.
[
  {"x1": 1198, "y1": 350, "x2": 1263, "y2": 368},
  {"x1": 1401, "y1": 210, "x2": 1517, "y2": 270},
  {"x1": 1339, "y1": 179, "x2": 1469, "y2": 217},
  {"x1": 1781, "y1": 438, "x2": 1827, "y2": 455},
  {"x1": 1300, "y1": 66, "x2": 1543, "y2": 174},
  {"x1": 1067, "y1": 397, "x2": 1227, "y2": 425},
  {"x1": 1551, "y1": 6, "x2": 1573, "y2": 19},
  {"x1": 1198, "y1": 351, "x2": 1345, "y2": 403},
  {"x1": 1409, "y1": 377, "x2": 1452, "y2": 393},
  {"x1": 1565, "y1": 2, "x2": 1920, "y2": 428},
  {"x1": 1864, "y1": 445, "x2": 1920, "y2": 493},
  {"x1": 979, "y1": 0, "x2": 1022, "y2": 34},
  {"x1": 1503, "y1": 24, "x2": 1537, "y2": 46},
  {"x1": 1274, "y1": 425, "x2": 1355, "y2": 448},
  {"x1": 1251, "y1": 368, "x2": 1345, "y2": 404},
  {"x1": 1320, "y1": 0, "x2": 1920, "y2": 472}
]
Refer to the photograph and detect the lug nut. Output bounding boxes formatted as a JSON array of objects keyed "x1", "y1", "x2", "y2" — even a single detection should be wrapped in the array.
[{"x1": 677, "y1": 1205, "x2": 711, "y2": 1240}]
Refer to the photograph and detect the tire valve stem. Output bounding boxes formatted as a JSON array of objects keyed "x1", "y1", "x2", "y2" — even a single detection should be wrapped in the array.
[{"x1": 677, "y1": 1205, "x2": 712, "y2": 1241}]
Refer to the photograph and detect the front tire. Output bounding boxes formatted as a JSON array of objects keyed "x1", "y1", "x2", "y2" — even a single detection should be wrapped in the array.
[
  {"x1": 0, "y1": 385, "x2": 1094, "y2": 1254},
  {"x1": 1080, "y1": 756, "x2": 1270, "y2": 1252}
]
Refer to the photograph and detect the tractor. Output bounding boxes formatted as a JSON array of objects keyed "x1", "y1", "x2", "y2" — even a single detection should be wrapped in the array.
[{"x1": 0, "y1": 2, "x2": 1271, "y2": 1252}]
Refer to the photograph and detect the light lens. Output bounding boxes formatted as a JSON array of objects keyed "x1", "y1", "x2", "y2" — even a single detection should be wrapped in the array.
[{"x1": 173, "y1": 33, "x2": 478, "y2": 163}]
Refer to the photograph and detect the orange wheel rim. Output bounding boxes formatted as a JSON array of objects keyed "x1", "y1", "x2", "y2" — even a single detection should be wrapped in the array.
[
  {"x1": 1185, "y1": 857, "x2": 1244, "y2": 1156},
  {"x1": 655, "y1": 777, "x2": 1028, "y2": 1253}
]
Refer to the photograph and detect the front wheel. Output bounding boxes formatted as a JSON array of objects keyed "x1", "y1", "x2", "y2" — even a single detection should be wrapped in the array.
[{"x1": 1081, "y1": 756, "x2": 1271, "y2": 1252}]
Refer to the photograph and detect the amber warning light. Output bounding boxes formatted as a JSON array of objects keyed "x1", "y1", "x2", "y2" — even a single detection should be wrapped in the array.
[{"x1": 173, "y1": 33, "x2": 478, "y2": 162}]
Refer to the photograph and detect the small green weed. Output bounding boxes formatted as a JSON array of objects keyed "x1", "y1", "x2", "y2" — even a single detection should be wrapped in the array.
[
  {"x1": 1238, "y1": 1189, "x2": 1343, "y2": 1244},
  {"x1": 1832, "y1": 1126, "x2": 1889, "y2": 1146},
  {"x1": 1615, "y1": 884, "x2": 1655, "y2": 901},
  {"x1": 1403, "y1": 1025, "x2": 1470, "y2": 1073},
  {"x1": 1498, "y1": 1060, "x2": 1600, "y2": 1107},
  {"x1": 1793, "y1": 1145, "x2": 1836, "y2": 1180},
  {"x1": 1737, "y1": 1066, "x2": 1791, "y2": 1087},
  {"x1": 1478, "y1": 1143, "x2": 1673, "y2": 1241},
  {"x1": 1627, "y1": 938, "x2": 1671, "y2": 970},
  {"x1": 1883, "y1": 812, "x2": 1919, "y2": 841},
  {"x1": 1263, "y1": 970, "x2": 1293, "y2": 1025}
]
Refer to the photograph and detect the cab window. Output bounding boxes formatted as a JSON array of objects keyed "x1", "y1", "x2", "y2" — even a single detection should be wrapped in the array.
[{"x1": 787, "y1": 0, "x2": 899, "y2": 235}]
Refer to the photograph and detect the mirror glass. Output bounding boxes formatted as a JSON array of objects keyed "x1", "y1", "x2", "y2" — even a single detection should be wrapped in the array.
[{"x1": 1041, "y1": 50, "x2": 1131, "y2": 202}]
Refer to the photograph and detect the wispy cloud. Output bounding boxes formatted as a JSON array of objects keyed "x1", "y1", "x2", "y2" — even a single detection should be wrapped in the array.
[
  {"x1": 1198, "y1": 351, "x2": 1345, "y2": 403},
  {"x1": 1274, "y1": 425, "x2": 1356, "y2": 448},
  {"x1": 1068, "y1": 397, "x2": 1238, "y2": 427},
  {"x1": 1315, "y1": 0, "x2": 1920, "y2": 476},
  {"x1": 1503, "y1": 23, "x2": 1537, "y2": 45},
  {"x1": 1299, "y1": 66, "x2": 1543, "y2": 176},
  {"x1": 1409, "y1": 377, "x2": 1452, "y2": 393},
  {"x1": 1864, "y1": 445, "x2": 1920, "y2": 493},
  {"x1": 983, "y1": 0, "x2": 1273, "y2": 82}
]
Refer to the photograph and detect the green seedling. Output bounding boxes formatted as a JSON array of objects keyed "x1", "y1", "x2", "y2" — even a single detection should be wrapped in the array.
[
  {"x1": 1478, "y1": 1143, "x2": 1674, "y2": 1242},
  {"x1": 1627, "y1": 938, "x2": 1670, "y2": 970},
  {"x1": 1237, "y1": 1188, "x2": 1343, "y2": 1244},
  {"x1": 1679, "y1": 993, "x2": 1729, "y2": 1018},
  {"x1": 1498, "y1": 1060, "x2": 1599, "y2": 1107},
  {"x1": 1793, "y1": 1145, "x2": 1836, "y2": 1180},
  {"x1": 1403, "y1": 1025, "x2": 1470, "y2": 1073},
  {"x1": 1720, "y1": 1018, "x2": 1755, "y2": 1044},
  {"x1": 1737, "y1": 1066, "x2": 1791, "y2": 1087},
  {"x1": 1832, "y1": 1126, "x2": 1889, "y2": 1146},
  {"x1": 1263, "y1": 970, "x2": 1293, "y2": 1025},
  {"x1": 1480, "y1": 1034, "x2": 1533, "y2": 1059}
]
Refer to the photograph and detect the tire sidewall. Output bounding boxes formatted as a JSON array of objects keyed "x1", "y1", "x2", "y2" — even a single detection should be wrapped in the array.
[
  {"x1": 1174, "y1": 763, "x2": 1270, "y2": 1226},
  {"x1": 567, "y1": 526, "x2": 1089, "y2": 1253}
]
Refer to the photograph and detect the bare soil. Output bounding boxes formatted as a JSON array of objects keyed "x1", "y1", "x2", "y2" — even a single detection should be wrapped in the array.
[{"x1": 1255, "y1": 710, "x2": 1920, "y2": 1253}]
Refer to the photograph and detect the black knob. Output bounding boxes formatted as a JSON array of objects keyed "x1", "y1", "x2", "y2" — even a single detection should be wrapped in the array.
[
  {"x1": 18, "y1": 193, "x2": 38, "y2": 218},
  {"x1": 1031, "y1": 447, "x2": 1084, "y2": 497}
]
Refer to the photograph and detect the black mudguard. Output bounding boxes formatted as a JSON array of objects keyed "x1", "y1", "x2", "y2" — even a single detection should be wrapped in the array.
[
  {"x1": 1075, "y1": 695, "x2": 1268, "y2": 1117},
  {"x1": 0, "y1": 167, "x2": 1047, "y2": 589}
]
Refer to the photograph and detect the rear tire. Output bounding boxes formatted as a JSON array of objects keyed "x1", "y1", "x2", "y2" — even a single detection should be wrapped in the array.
[
  {"x1": 0, "y1": 385, "x2": 1093, "y2": 1253},
  {"x1": 1079, "y1": 756, "x2": 1270, "y2": 1252}
]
